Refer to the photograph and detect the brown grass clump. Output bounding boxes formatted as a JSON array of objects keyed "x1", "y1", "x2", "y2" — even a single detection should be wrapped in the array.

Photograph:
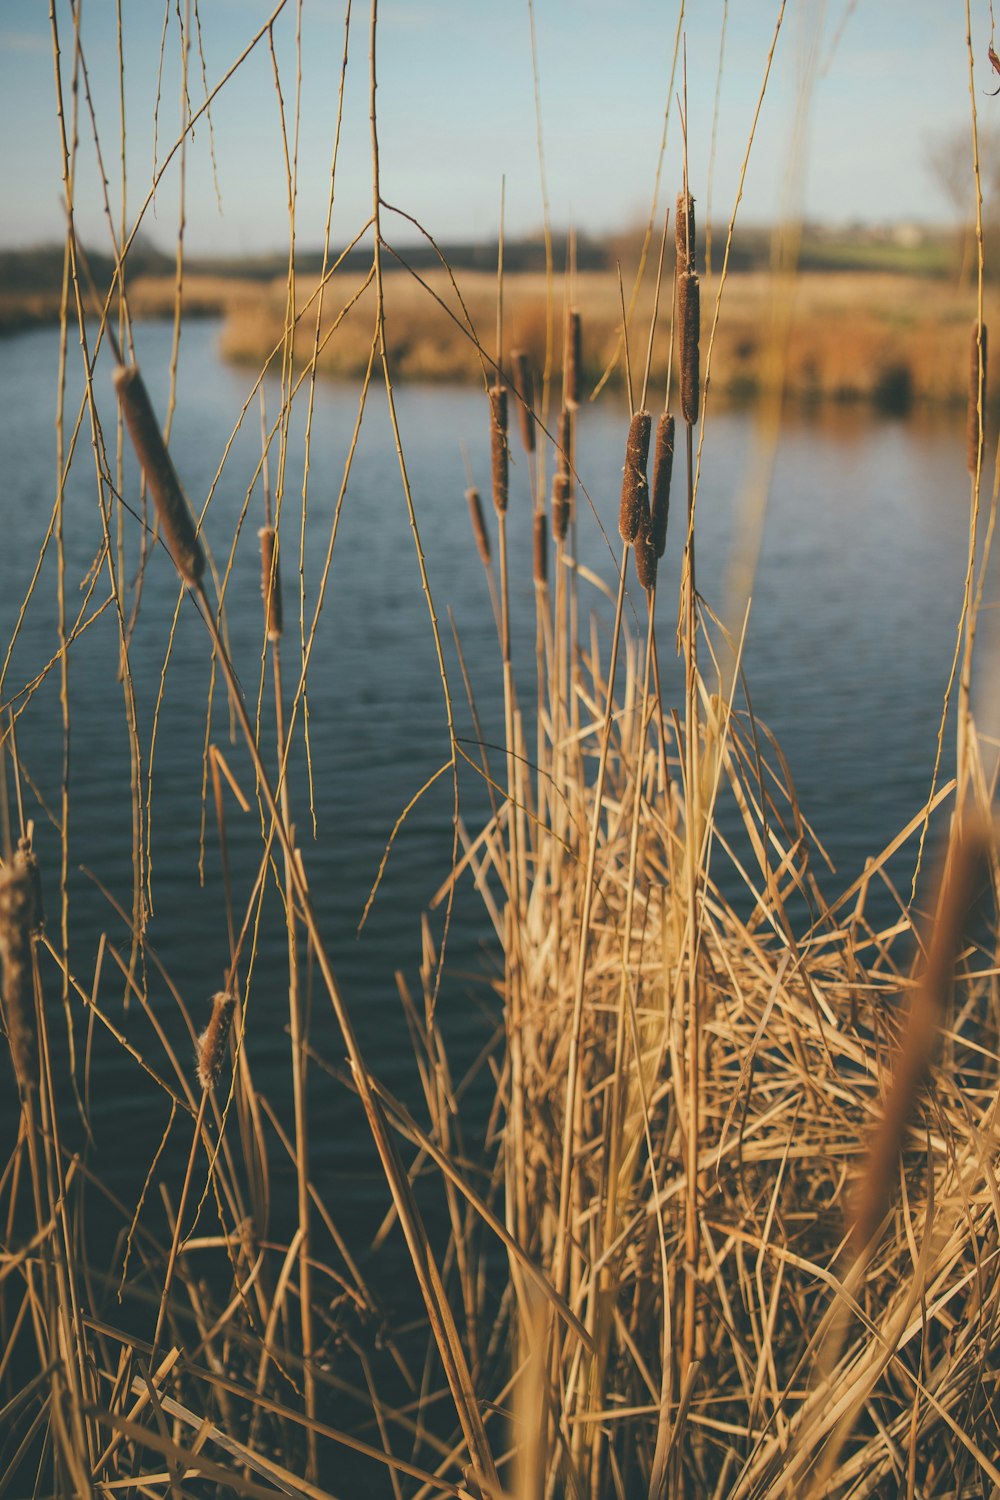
[
  {"x1": 618, "y1": 409, "x2": 651, "y2": 543},
  {"x1": 113, "y1": 364, "x2": 206, "y2": 585},
  {"x1": 195, "y1": 990, "x2": 235, "y2": 1091}
]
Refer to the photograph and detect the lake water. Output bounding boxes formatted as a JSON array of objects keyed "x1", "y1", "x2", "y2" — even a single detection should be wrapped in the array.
[{"x1": 0, "y1": 316, "x2": 989, "y2": 1251}]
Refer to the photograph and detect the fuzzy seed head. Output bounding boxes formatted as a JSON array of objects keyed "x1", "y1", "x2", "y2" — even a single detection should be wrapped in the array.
[
  {"x1": 490, "y1": 383, "x2": 509, "y2": 515},
  {"x1": 650, "y1": 412, "x2": 675, "y2": 558},
  {"x1": 466, "y1": 487, "x2": 491, "y2": 566},
  {"x1": 564, "y1": 309, "x2": 582, "y2": 410},
  {"x1": 552, "y1": 471, "x2": 571, "y2": 542},
  {"x1": 676, "y1": 192, "x2": 696, "y2": 277},
  {"x1": 619, "y1": 410, "x2": 652, "y2": 545},
  {"x1": 678, "y1": 274, "x2": 701, "y2": 426},
  {"x1": 533, "y1": 510, "x2": 548, "y2": 586},
  {"x1": 512, "y1": 351, "x2": 536, "y2": 455},
  {"x1": 0, "y1": 847, "x2": 39, "y2": 1095},
  {"x1": 196, "y1": 991, "x2": 235, "y2": 1092},
  {"x1": 114, "y1": 364, "x2": 206, "y2": 586}
]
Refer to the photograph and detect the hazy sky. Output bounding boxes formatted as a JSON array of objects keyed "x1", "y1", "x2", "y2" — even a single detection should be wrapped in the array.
[{"x1": 0, "y1": 0, "x2": 996, "y2": 257}]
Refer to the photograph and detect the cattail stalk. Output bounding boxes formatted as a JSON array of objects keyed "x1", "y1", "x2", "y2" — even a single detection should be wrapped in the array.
[
  {"x1": 676, "y1": 190, "x2": 696, "y2": 276},
  {"x1": 650, "y1": 412, "x2": 675, "y2": 558},
  {"x1": 552, "y1": 471, "x2": 571, "y2": 543},
  {"x1": 619, "y1": 411, "x2": 652, "y2": 544},
  {"x1": 490, "y1": 383, "x2": 509, "y2": 515},
  {"x1": 113, "y1": 364, "x2": 206, "y2": 585},
  {"x1": 258, "y1": 526, "x2": 283, "y2": 641},
  {"x1": 967, "y1": 322, "x2": 988, "y2": 475}
]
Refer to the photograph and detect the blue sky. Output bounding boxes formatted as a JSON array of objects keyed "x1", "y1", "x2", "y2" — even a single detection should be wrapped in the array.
[{"x1": 0, "y1": 0, "x2": 995, "y2": 256}]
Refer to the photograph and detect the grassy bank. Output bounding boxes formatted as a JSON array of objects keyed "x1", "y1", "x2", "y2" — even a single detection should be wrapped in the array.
[{"x1": 218, "y1": 265, "x2": 994, "y2": 409}]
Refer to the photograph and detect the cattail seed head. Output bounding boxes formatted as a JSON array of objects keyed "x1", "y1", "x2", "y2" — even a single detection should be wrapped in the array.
[
  {"x1": 533, "y1": 511, "x2": 548, "y2": 586},
  {"x1": 466, "y1": 487, "x2": 491, "y2": 566},
  {"x1": 552, "y1": 471, "x2": 571, "y2": 543},
  {"x1": 619, "y1": 410, "x2": 652, "y2": 545},
  {"x1": 0, "y1": 847, "x2": 39, "y2": 1095},
  {"x1": 676, "y1": 191, "x2": 696, "y2": 277},
  {"x1": 512, "y1": 350, "x2": 536, "y2": 455},
  {"x1": 564, "y1": 309, "x2": 582, "y2": 410},
  {"x1": 113, "y1": 364, "x2": 206, "y2": 586},
  {"x1": 557, "y1": 408, "x2": 572, "y2": 479},
  {"x1": 967, "y1": 322, "x2": 988, "y2": 475},
  {"x1": 258, "y1": 526, "x2": 283, "y2": 641},
  {"x1": 196, "y1": 991, "x2": 235, "y2": 1092},
  {"x1": 650, "y1": 412, "x2": 675, "y2": 558},
  {"x1": 490, "y1": 383, "x2": 509, "y2": 515},
  {"x1": 634, "y1": 498, "x2": 658, "y2": 592},
  {"x1": 678, "y1": 273, "x2": 701, "y2": 425}
]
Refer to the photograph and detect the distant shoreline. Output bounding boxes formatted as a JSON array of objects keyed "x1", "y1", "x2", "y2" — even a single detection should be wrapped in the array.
[{"x1": 2, "y1": 264, "x2": 991, "y2": 413}]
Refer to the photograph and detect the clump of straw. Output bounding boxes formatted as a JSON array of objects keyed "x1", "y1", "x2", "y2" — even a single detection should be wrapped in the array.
[
  {"x1": 258, "y1": 526, "x2": 283, "y2": 641},
  {"x1": 650, "y1": 411, "x2": 675, "y2": 557},
  {"x1": 490, "y1": 383, "x2": 509, "y2": 515},
  {"x1": 196, "y1": 991, "x2": 236, "y2": 1092},
  {"x1": 466, "y1": 487, "x2": 491, "y2": 566},
  {"x1": 619, "y1": 410, "x2": 651, "y2": 544},
  {"x1": 512, "y1": 350, "x2": 536, "y2": 455},
  {"x1": 967, "y1": 322, "x2": 988, "y2": 475},
  {"x1": 0, "y1": 842, "x2": 40, "y2": 1094},
  {"x1": 113, "y1": 364, "x2": 206, "y2": 586},
  {"x1": 564, "y1": 309, "x2": 582, "y2": 410}
]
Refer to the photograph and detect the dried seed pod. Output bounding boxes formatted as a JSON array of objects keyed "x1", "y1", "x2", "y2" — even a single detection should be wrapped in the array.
[
  {"x1": 564, "y1": 309, "x2": 582, "y2": 410},
  {"x1": 676, "y1": 191, "x2": 696, "y2": 276},
  {"x1": 466, "y1": 486, "x2": 491, "y2": 566},
  {"x1": 650, "y1": 412, "x2": 675, "y2": 558},
  {"x1": 551, "y1": 471, "x2": 571, "y2": 543},
  {"x1": 634, "y1": 497, "x2": 658, "y2": 592},
  {"x1": 512, "y1": 350, "x2": 536, "y2": 455},
  {"x1": 533, "y1": 511, "x2": 548, "y2": 585},
  {"x1": 0, "y1": 847, "x2": 39, "y2": 1095},
  {"x1": 196, "y1": 991, "x2": 235, "y2": 1091},
  {"x1": 619, "y1": 410, "x2": 652, "y2": 544},
  {"x1": 678, "y1": 273, "x2": 700, "y2": 426},
  {"x1": 113, "y1": 364, "x2": 206, "y2": 586},
  {"x1": 490, "y1": 383, "x2": 509, "y2": 515},
  {"x1": 258, "y1": 526, "x2": 283, "y2": 641},
  {"x1": 967, "y1": 322, "x2": 988, "y2": 475}
]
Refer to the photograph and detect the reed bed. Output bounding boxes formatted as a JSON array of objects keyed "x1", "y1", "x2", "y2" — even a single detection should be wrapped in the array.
[{"x1": 3, "y1": 5, "x2": 1000, "y2": 1498}]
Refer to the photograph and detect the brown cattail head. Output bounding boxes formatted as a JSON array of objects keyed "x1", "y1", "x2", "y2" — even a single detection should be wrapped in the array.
[
  {"x1": 0, "y1": 845, "x2": 40, "y2": 1095},
  {"x1": 490, "y1": 383, "x2": 509, "y2": 515},
  {"x1": 533, "y1": 510, "x2": 548, "y2": 586},
  {"x1": 466, "y1": 487, "x2": 491, "y2": 566},
  {"x1": 676, "y1": 191, "x2": 696, "y2": 276},
  {"x1": 967, "y1": 322, "x2": 988, "y2": 475},
  {"x1": 678, "y1": 273, "x2": 701, "y2": 425},
  {"x1": 557, "y1": 407, "x2": 572, "y2": 479},
  {"x1": 634, "y1": 496, "x2": 658, "y2": 592},
  {"x1": 258, "y1": 526, "x2": 283, "y2": 641},
  {"x1": 196, "y1": 991, "x2": 235, "y2": 1092},
  {"x1": 512, "y1": 350, "x2": 536, "y2": 455},
  {"x1": 564, "y1": 309, "x2": 582, "y2": 410},
  {"x1": 113, "y1": 364, "x2": 206, "y2": 586},
  {"x1": 650, "y1": 412, "x2": 675, "y2": 558},
  {"x1": 552, "y1": 471, "x2": 571, "y2": 543},
  {"x1": 619, "y1": 410, "x2": 652, "y2": 544}
]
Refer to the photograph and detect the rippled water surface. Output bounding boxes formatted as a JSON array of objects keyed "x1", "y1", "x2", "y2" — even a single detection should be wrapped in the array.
[{"x1": 0, "y1": 317, "x2": 989, "y2": 1229}]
